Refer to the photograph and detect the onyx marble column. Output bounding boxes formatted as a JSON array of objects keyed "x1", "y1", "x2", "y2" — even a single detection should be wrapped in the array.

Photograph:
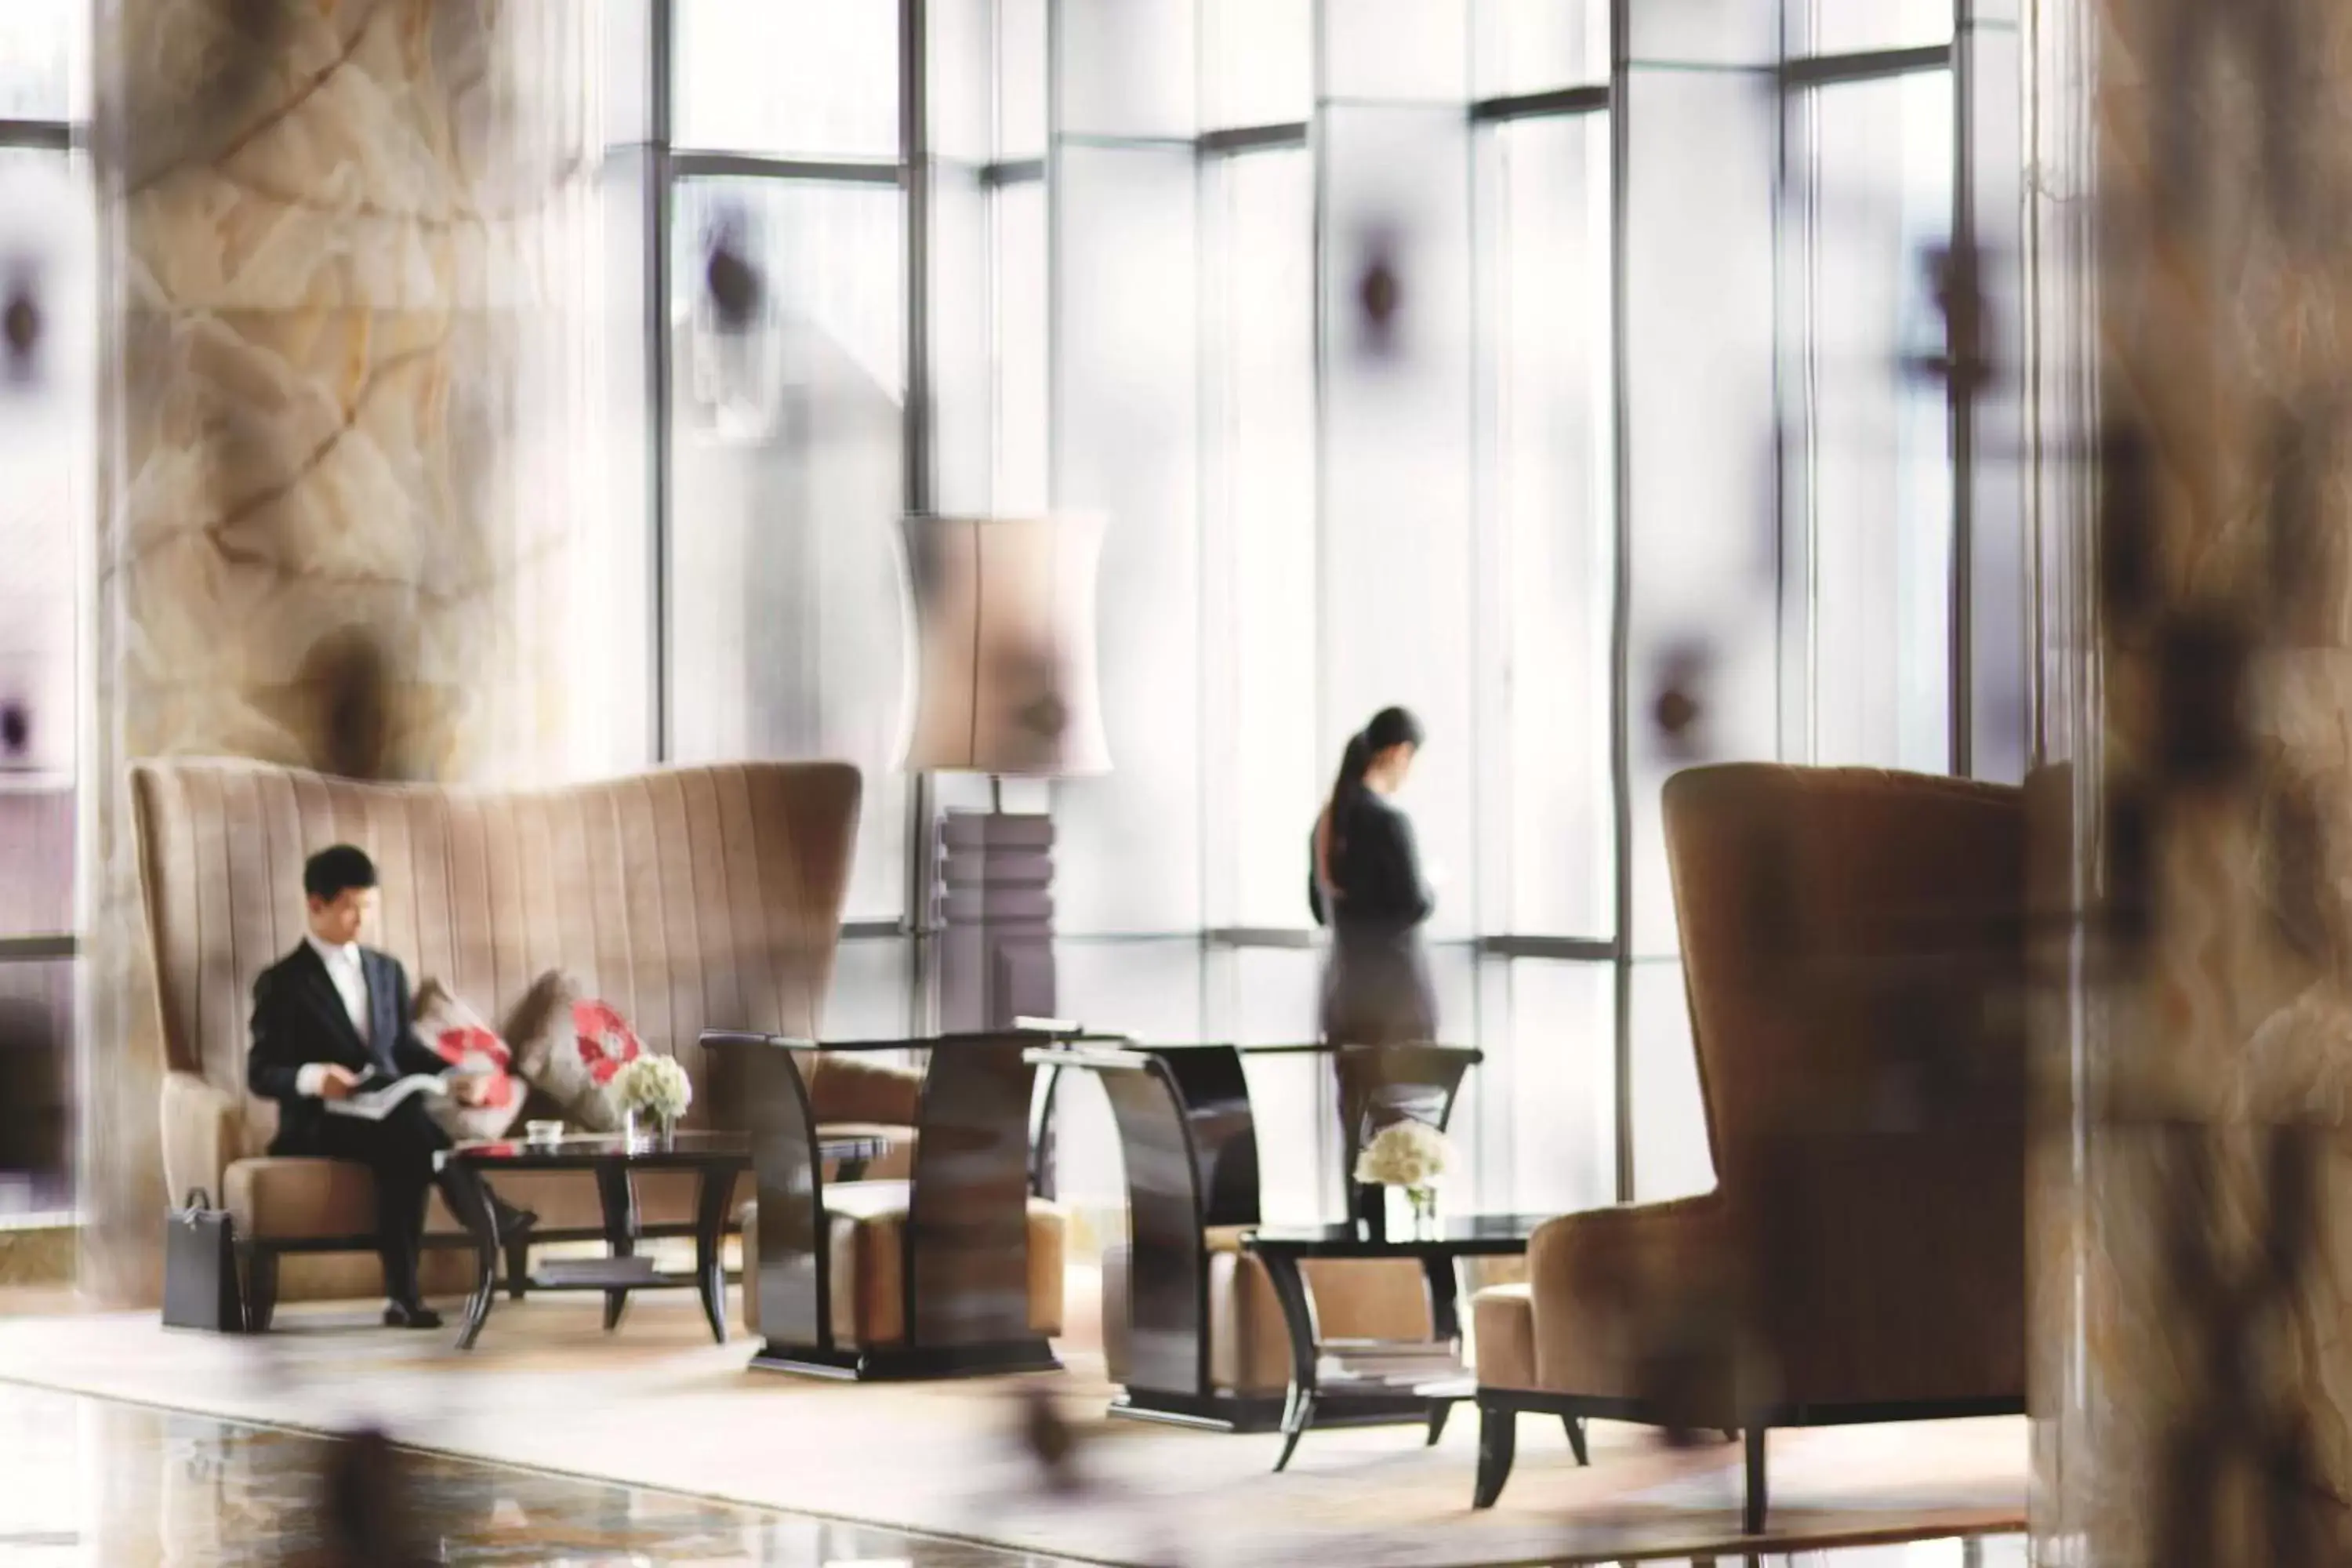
[
  {"x1": 2033, "y1": 0, "x2": 2352, "y2": 1559},
  {"x1": 81, "y1": 0, "x2": 599, "y2": 1304}
]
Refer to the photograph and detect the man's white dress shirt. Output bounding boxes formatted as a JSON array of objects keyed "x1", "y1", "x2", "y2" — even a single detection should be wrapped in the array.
[{"x1": 296, "y1": 933, "x2": 371, "y2": 1098}]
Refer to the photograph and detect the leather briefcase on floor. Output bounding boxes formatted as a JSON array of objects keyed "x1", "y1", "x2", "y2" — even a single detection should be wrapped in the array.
[{"x1": 162, "y1": 1189, "x2": 245, "y2": 1333}]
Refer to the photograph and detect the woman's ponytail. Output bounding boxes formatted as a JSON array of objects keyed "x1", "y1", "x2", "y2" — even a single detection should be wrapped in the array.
[
  {"x1": 1323, "y1": 730, "x2": 1375, "y2": 848},
  {"x1": 1322, "y1": 706, "x2": 1424, "y2": 867}
]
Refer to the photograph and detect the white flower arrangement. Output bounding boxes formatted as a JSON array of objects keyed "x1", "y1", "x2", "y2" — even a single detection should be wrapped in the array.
[
  {"x1": 1354, "y1": 1119, "x2": 1454, "y2": 1192},
  {"x1": 608, "y1": 1054, "x2": 692, "y2": 1126}
]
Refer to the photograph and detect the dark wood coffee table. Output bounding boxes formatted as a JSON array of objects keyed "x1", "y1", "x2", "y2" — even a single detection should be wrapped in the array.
[
  {"x1": 1241, "y1": 1214, "x2": 1552, "y2": 1471},
  {"x1": 439, "y1": 1128, "x2": 894, "y2": 1352}
]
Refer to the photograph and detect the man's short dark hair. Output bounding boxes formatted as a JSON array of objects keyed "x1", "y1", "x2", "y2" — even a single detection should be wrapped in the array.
[{"x1": 303, "y1": 845, "x2": 378, "y2": 903}]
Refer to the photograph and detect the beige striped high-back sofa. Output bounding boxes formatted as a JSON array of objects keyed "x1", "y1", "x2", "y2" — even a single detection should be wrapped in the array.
[{"x1": 136, "y1": 758, "x2": 920, "y2": 1312}]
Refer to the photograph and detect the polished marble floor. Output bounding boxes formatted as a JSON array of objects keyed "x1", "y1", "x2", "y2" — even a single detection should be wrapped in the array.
[
  {"x1": 0, "y1": 1381, "x2": 2027, "y2": 1566},
  {"x1": 0, "y1": 1383, "x2": 1072, "y2": 1567}
]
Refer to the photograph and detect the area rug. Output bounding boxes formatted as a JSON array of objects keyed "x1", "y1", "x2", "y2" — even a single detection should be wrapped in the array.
[{"x1": 0, "y1": 1293, "x2": 2025, "y2": 1567}]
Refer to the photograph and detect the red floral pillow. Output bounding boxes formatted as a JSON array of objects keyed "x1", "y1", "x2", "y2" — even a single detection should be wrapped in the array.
[
  {"x1": 572, "y1": 997, "x2": 644, "y2": 1088},
  {"x1": 506, "y1": 971, "x2": 645, "y2": 1132},
  {"x1": 410, "y1": 980, "x2": 524, "y2": 1142}
]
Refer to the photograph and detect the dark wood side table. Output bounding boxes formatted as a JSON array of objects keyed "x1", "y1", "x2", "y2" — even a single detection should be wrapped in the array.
[
  {"x1": 1241, "y1": 1214, "x2": 1554, "y2": 1472},
  {"x1": 439, "y1": 1129, "x2": 891, "y2": 1352}
]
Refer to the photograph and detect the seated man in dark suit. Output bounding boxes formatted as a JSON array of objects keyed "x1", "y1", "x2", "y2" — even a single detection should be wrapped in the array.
[{"x1": 247, "y1": 844, "x2": 533, "y2": 1329}]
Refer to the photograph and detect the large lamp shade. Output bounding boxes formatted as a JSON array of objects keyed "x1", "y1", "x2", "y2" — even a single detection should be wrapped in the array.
[{"x1": 896, "y1": 514, "x2": 1112, "y2": 778}]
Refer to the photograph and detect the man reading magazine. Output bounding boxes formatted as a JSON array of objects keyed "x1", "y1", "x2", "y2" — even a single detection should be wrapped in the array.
[{"x1": 246, "y1": 845, "x2": 534, "y2": 1328}]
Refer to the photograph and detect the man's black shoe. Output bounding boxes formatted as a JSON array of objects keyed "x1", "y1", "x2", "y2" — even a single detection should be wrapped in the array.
[{"x1": 383, "y1": 1300, "x2": 444, "y2": 1330}]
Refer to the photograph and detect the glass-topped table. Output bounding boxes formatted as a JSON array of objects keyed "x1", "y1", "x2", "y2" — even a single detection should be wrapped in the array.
[
  {"x1": 438, "y1": 1128, "x2": 895, "y2": 1352},
  {"x1": 1241, "y1": 1213, "x2": 1556, "y2": 1472}
]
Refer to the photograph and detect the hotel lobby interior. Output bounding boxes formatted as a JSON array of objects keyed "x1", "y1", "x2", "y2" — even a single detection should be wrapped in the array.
[{"x1": 0, "y1": 0, "x2": 2334, "y2": 1563}]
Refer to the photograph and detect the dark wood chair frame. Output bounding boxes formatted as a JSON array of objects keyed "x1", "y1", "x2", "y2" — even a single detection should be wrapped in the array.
[
  {"x1": 1031, "y1": 1041, "x2": 1294, "y2": 1430},
  {"x1": 1327, "y1": 1041, "x2": 1483, "y2": 1237},
  {"x1": 1031, "y1": 1038, "x2": 1483, "y2": 1218},
  {"x1": 706, "y1": 1028, "x2": 1065, "y2": 1381},
  {"x1": 1472, "y1": 1388, "x2": 2025, "y2": 1534},
  {"x1": 1029, "y1": 1038, "x2": 1485, "y2": 1432}
]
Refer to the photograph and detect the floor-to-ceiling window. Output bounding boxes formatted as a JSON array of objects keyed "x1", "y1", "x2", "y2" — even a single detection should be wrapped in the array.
[
  {"x1": 1192, "y1": 0, "x2": 1325, "y2": 1217},
  {"x1": 659, "y1": 0, "x2": 916, "y2": 1035},
  {"x1": 4, "y1": 0, "x2": 2009, "y2": 1229},
  {"x1": 1466, "y1": 5, "x2": 1617, "y2": 1215},
  {"x1": 637, "y1": 0, "x2": 1998, "y2": 1221},
  {"x1": 1784, "y1": 7, "x2": 1960, "y2": 772},
  {"x1": 0, "y1": 0, "x2": 87, "y2": 1219}
]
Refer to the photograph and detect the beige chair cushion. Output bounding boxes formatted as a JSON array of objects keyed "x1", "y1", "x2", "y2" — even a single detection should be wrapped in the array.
[
  {"x1": 804, "y1": 1058, "x2": 924, "y2": 1129},
  {"x1": 739, "y1": 1189, "x2": 1065, "y2": 1347},
  {"x1": 224, "y1": 1159, "x2": 380, "y2": 1243},
  {"x1": 1472, "y1": 1283, "x2": 1537, "y2": 1391},
  {"x1": 226, "y1": 1156, "x2": 719, "y2": 1242},
  {"x1": 1101, "y1": 1232, "x2": 1436, "y2": 1396},
  {"x1": 1514, "y1": 1195, "x2": 1733, "y2": 1406},
  {"x1": 162, "y1": 1072, "x2": 241, "y2": 1213},
  {"x1": 275, "y1": 1250, "x2": 481, "y2": 1305}
]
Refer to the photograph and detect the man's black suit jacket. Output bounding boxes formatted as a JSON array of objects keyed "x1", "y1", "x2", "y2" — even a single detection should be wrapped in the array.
[{"x1": 247, "y1": 942, "x2": 443, "y2": 1154}]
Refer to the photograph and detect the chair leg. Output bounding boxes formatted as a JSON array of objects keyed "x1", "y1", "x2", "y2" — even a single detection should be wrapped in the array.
[
  {"x1": 1426, "y1": 1401, "x2": 1453, "y2": 1446},
  {"x1": 243, "y1": 1249, "x2": 279, "y2": 1334},
  {"x1": 1563, "y1": 1414, "x2": 1589, "y2": 1465},
  {"x1": 1472, "y1": 1403, "x2": 1517, "y2": 1509},
  {"x1": 504, "y1": 1236, "x2": 531, "y2": 1301},
  {"x1": 1743, "y1": 1425, "x2": 1768, "y2": 1535}
]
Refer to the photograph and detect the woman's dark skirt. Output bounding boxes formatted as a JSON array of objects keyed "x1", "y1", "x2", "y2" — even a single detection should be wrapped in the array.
[{"x1": 1319, "y1": 927, "x2": 1437, "y2": 1045}]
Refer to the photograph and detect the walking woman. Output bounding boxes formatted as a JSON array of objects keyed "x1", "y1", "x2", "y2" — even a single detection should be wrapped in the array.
[{"x1": 1308, "y1": 706, "x2": 1436, "y2": 1044}]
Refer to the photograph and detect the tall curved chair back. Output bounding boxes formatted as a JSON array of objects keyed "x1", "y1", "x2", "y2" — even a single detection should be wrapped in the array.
[
  {"x1": 131, "y1": 758, "x2": 861, "y2": 1145},
  {"x1": 1334, "y1": 1042, "x2": 1480, "y2": 1232},
  {"x1": 1664, "y1": 762, "x2": 2027, "y2": 1403}
]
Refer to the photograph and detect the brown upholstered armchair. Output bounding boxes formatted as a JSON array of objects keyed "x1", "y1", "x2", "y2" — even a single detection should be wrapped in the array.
[
  {"x1": 1470, "y1": 764, "x2": 2027, "y2": 1530},
  {"x1": 136, "y1": 758, "x2": 918, "y2": 1323}
]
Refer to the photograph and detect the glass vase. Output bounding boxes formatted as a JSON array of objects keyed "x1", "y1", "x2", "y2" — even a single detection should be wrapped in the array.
[
  {"x1": 622, "y1": 1109, "x2": 673, "y2": 1149},
  {"x1": 1407, "y1": 1186, "x2": 1438, "y2": 1233},
  {"x1": 1384, "y1": 1183, "x2": 1439, "y2": 1237}
]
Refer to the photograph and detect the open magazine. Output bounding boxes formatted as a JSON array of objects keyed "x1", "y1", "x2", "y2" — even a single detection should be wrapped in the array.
[{"x1": 323, "y1": 1073, "x2": 449, "y2": 1122}]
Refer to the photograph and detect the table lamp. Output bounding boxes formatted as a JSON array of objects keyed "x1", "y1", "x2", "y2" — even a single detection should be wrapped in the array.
[{"x1": 896, "y1": 514, "x2": 1111, "y2": 1032}]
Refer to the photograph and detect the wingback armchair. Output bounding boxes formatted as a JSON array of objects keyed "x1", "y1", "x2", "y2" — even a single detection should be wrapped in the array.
[
  {"x1": 136, "y1": 758, "x2": 920, "y2": 1321},
  {"x1": 1469, "y1": 764, "x2": 2028, "y2": 1530}
]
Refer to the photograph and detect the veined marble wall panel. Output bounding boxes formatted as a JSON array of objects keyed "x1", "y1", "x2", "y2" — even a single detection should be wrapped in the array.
[
  {"x1": 83, "y1": 0, "x2": 603, "y2": 1304},
  {"x1": 2039, "y1": 0, "x2": 2352, "y2": 1559}
]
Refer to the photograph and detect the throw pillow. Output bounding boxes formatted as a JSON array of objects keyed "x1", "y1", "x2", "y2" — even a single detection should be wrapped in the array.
[
  {"x1": 410, "y1": 979, "x2": 524, "y2": 1143},
  {"x1": 506, "y1": 971, "x2": 647, "y2": 1132}
]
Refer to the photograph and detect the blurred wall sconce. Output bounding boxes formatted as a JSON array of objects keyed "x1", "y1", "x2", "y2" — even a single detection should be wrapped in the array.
[{"x1": 896, "y1": 514, "x2": 1110, "y2": 1033}]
